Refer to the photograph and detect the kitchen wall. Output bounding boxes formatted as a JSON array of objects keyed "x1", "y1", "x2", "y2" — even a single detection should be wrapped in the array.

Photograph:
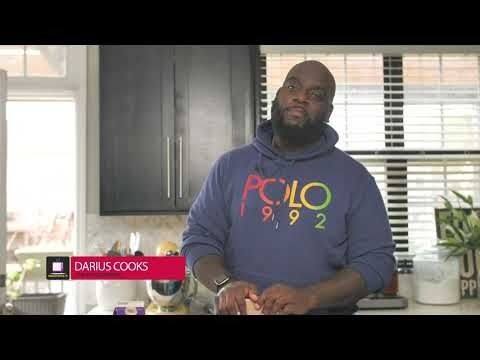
[{"x1": 85, "y1": 46, "x2": 212, "y2": 310}]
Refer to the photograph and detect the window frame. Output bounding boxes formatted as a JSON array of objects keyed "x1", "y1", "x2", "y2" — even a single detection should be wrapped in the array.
[{"x1": 1, "y1": 45, "x2": 87, "y2": 314}]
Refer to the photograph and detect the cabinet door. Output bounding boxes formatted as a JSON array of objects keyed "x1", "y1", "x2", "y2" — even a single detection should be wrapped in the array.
[
  {"x1": 100, "y1": 45, "x2": 175, "y2": 214},
  {"x1": 174, "y1": 46, "x2": 256, "y2": 211}
]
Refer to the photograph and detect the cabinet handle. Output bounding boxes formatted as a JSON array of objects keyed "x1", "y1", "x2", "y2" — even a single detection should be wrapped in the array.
[
  {"x1": 167, "y1": 136, "x2": 171, "y2": 199},
  {"x1": 179, "y1": 135, "x2": 183, "y2": 198}
]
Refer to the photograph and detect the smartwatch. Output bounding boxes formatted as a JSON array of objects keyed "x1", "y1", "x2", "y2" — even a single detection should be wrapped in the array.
[{"x1": 214, "y1": 273, "x2": 232, "y2": 294}]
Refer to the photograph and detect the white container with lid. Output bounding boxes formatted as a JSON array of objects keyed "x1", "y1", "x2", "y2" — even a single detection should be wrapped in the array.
[{"x1": 413, "y1": 245, "x2": 460, "y2": 305}]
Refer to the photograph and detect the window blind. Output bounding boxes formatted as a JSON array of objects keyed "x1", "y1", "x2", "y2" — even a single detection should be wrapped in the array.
[
  {"x1": 260, "y1": 50, "x2": 480, "y2": 255},
  {"x1": 262, "y1": 53, "x2": 386, "y2": 150}
]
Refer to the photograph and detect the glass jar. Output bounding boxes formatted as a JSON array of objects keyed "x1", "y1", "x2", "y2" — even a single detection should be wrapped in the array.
[
  {"x1": 397, "y1": 256, "x2": 414, "y2": 299},
  {"x1": 413, "y1": 245, "x2": 460, "y2": 305}
]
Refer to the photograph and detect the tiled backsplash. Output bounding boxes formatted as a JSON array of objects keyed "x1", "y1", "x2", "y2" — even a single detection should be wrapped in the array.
[
  {"x1": 84, "y1": 214, "x2": 214, "y2": 311},
  {"x1": 86, "y1": 214, "x2": 188, "y2": 256}
]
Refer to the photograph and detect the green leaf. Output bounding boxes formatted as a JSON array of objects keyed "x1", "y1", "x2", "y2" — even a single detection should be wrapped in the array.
[
  {"x1": 7, "y1": 271, "x2": 21, "y2": 282},
  {"x1": 451, "y1": 189, "x2": 472, "y2": 206},
  {"x1": 450, "y1": 208, "x2": 472, "y2": 233},
  {"x1": 471, "y1": 224, "x2": 480, "y2": 238},
  {"x1": 440, "y1": 196, "x2": 454, "y2": 211},
  {"x1": 458, "y1": 227, "x2": 471, "y2": 241},
  {"x1": 471, "y1": 234, "x2": 480, "y2": 249},
  {"x1": 452, "y1": 209, "x2": 465, "y2": 221},
  {"x1": 438, "y1": 241, "x2": 460, "y2": 247},
  {"x1": 439, "y1": 216, "x2": 452, "y2": 227},
  {"x1": 444, "y1": 247, "x2": 468, "y2": 260},
  {"x1": 468, "y1": 211, "x2": 480, "y2": 229},
  {"x1": 442, "y1": 228, "x2": 457, "y2": 241},
  {"x1": 467, "y1": 195, "x2": 474, "y2": 207},
  {"x1": 444, "y1": 224, "x2": 465, "y2": 243},
  {"x1": 440, "y1": 248, "x2": 462, "y2": 258},
  {"x1": 461, "y1": 209, "x2": 472, "y2": 232}
]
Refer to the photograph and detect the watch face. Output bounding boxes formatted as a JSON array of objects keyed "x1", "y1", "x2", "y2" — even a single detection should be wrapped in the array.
[{"x1": 215, "y1": 274, "x2": 230, "y2": 286}]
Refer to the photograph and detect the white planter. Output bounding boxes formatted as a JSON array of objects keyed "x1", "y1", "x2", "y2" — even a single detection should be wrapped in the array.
[
  {"x1": 413, "y1": 248, "x2": 460, "y2": 305},
  {"x1": 95, "y1": 280, "x2": 137, "y2": 311}
]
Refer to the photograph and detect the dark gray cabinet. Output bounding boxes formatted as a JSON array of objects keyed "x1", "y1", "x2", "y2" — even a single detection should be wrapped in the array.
[
  {"x1": 100, "y1": 46, "x2": 175, "y2": 214},
  {"x1": 100, "y1": 45, "x2": 258, "y2": 215}
]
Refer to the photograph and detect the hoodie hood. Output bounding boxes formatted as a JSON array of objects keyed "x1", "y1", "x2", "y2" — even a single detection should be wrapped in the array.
[{"x1": 252, "y1": 119, "x2": 339, "y2": 162}]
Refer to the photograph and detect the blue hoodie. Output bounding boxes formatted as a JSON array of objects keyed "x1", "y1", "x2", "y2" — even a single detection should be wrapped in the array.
[{"x1": 181, "y1": 120, "x2": 396, "y2": 314}]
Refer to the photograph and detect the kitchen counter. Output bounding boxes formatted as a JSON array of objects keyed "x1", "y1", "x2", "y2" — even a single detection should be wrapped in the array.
[
  {"x1": 87, "y1": 298, "x2": 480, "y2": 315},
  {"x1": 87, "y1": 298, "x2": 212, "y2": 315},
  {"x1": 356, "y1": 299, "x2": 480, "y2": 315}
]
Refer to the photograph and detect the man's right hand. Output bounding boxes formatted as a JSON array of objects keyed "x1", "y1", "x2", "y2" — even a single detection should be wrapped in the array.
[{"x1": 215, "y1": 281, "x2": 259, "y2": 315}]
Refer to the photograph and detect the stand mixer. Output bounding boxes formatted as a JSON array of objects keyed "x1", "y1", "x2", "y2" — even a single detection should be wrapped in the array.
[{"x1": 145, "y1": 241, "x2": 197, "y2": 315}]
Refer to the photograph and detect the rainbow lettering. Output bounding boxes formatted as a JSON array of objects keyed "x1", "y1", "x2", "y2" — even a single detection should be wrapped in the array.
[{"x1": 240, "y1": 173, "x2": 332, "y2": 230}]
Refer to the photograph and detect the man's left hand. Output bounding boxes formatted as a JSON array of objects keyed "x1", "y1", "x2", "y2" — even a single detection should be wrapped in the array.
[{"x1": 257, "y1": 284, "x2": 315, "y2": 315}]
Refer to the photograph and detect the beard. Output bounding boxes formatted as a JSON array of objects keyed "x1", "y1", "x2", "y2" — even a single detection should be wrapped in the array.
[{"x1": 270, "y1": 99, "x2": 328, "y2": 147}]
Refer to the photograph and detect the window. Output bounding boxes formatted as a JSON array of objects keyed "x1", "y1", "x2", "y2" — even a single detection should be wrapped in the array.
[
  {"x1": 6, "y1": 100, "x2": 76, "y2": 263},
  {"x1": 1, "y1": 45, "x2": 86, "y2": 314},
  {"x1": 0, "y1": 45, "x2": 67, "y2": 78},
  {"x1": 6, "y1": 100, "x2": 76, "y2": 310},
  {"x1": 260, "y1": 47, "x2": 480, "y2": 255}
]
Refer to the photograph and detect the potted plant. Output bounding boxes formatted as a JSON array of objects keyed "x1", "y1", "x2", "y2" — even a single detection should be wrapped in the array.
[
  {"x1": 5, "y1": 258, "x2": 67, "y2": 315},
  {"x1": 6, "y1": 258, "x2": 40, "y2": 301},
  {"x1": 437, "y1": 189, "x2": 480, "y2": 299}
]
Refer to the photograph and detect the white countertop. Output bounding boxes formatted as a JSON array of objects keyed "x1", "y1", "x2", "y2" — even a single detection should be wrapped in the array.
[
  {"x1": 87, "y1": 299, "x2": 211, "y2": 315},
  {"x1": 87, "y1": 298, "x2": 480, "y2": 315},
  {"x1": 87, "y1": 306, "x2": 115, "y2": 315},
  {"x1": 356, "y1": 299, "x2": 480, "y2": 315}
]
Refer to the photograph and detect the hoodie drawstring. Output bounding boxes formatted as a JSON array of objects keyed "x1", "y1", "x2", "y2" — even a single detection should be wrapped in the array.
[
  {"x1": 250, "y1": 120, "x2": 339, "y2": 232},
  {"x1": 254, "y1": 152, "x2": 296, "y2": 231}
]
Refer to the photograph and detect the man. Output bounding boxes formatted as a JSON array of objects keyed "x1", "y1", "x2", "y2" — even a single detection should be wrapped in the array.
[{"x1": 181, "y1": 60, "x2": 395, "y2": 315}]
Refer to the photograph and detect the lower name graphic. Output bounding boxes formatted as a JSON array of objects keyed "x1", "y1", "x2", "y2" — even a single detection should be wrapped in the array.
[{"x1": 70, "y1": 256, "x2": 186, "y2": 280}]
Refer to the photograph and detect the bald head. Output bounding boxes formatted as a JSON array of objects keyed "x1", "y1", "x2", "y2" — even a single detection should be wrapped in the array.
[
  {"x1": 270, "y1": 60, "x2": 336, "y2": 149},
  {"x1": 284, "y1": 60, "x2": 336, "y2": 103}
]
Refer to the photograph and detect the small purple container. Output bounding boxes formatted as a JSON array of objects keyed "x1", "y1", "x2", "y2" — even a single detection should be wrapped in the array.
[{"x1": 114, "y1": 301, "x2": 145, "y2": 315}]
